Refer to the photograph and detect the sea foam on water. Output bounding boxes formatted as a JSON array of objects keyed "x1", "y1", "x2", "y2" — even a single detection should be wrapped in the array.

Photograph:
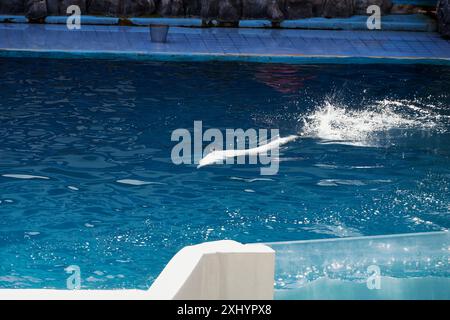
[{"x1": 299, "y1": 99, "x2": 445, "y2": 147}]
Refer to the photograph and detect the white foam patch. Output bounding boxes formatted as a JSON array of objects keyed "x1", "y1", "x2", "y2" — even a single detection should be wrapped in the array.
[
  {"x1": 299, "y1": 99, "x2": 445, "y2": 147},
  {"x1": 2, "y1": 174, "x2": 50, "y2": 180},
  {"x1": 116, "y1": 179, "x2": 165, "y2": 186},
  {"x1": 230, "y1": 177, "x2": 274, "y2": 183},
  {"x1": 317, "y1": 179, "x2": 391, "y2": 186},
  {"x1": 314, "y1": 164, "x2": 384, "y2": 169},
  {"x1": 317, "y1": 179, "x2": 366, "y2": 187},
  {"x1": 24, "y1": 231, "x2": 40, "y2": 236}
]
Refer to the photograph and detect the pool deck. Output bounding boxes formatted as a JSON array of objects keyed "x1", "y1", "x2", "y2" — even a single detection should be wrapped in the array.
[{"x1": 1, "y1": 23, "x2": 450, "y2": 64}]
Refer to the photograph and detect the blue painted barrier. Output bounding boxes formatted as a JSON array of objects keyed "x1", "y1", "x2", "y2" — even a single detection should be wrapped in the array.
[
  {"x1": 45, "y1": 16, "x2": 119, "y2": 25},
  {"x1": 0, "y1": 15, "x2": 28, "y2": 23},
  {"x1": 280, "y1": 14, "x2": 436, "y2": 32},
  {"x1": 130, "y1": 17, "x2": 202, "y2": 27}
]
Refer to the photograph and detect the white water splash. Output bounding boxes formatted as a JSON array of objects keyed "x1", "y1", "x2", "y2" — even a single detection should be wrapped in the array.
[{"x1": 299, "y1": 100, "x2": 445, "y2": 147}]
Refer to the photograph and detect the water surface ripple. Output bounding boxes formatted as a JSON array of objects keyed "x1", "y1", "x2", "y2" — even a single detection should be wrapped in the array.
[{"x1": 0, "y1": 59, "x2": 449, "y2": 289}]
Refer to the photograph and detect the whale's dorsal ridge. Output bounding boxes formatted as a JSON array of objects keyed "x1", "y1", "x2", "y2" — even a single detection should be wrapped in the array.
[{"x1": 197, "y1": 135, "x2": 299, "y2": 169}]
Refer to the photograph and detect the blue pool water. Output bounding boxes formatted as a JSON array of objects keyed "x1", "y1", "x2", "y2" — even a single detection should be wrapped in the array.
[
  {"x1": 270, "y1": 231, "x2": 450, "y2": 299},
  {"x1": 0, "y1": 58, "x2": 449, "y2": 289}
]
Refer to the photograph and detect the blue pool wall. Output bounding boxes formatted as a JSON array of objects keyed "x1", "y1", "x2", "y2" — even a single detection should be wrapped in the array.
[
  {"x1": 0, "y1": 14, "x2": 438, "y2": 32},
  {"x1": 1, "y1": 48, "x2": 450, "y2": 66}
]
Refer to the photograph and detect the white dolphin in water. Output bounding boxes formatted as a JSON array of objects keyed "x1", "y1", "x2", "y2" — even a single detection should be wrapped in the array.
[{"x1": 197, "y1": 135, "x2": 299, "y2": 168}]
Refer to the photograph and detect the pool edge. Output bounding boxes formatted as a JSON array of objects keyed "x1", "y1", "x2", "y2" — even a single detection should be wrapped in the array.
[{"x1": 2, "y1": 48, "x2": 450, "y2": 65}]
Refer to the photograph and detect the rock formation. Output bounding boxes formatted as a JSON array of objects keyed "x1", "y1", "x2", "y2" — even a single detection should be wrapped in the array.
[
  {"x1": 437, "y1": 0, "x2": 450, "y2": 38},
  {"x1": 354, "y1": 0, "x2": 393, "y2": 15},
  {"x1": 0, "y1": 0, "x2": 399, "y2": 21},
  {"x1": 0, "y1": 0, "x2": 25, "y2": 14},
  {"x1": 123, "y1": 0, "x2": 155, "y2": 17},
  {"x1": 26, "y1": 0, "x2": 47, "y2": 19},
  {"x1": 46, "y1": 0, "x2": 87, "y2": 15}
]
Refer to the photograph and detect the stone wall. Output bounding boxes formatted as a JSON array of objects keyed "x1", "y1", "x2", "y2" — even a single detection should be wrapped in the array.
[{"x1": 0, "y1": 0, "x2": 394, "y2": 20}]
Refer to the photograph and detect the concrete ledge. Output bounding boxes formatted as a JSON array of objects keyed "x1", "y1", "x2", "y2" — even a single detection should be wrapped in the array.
[
  {"x1": 0, "y1": 289, "x2": 150, "y2": 300},
  {"x1": 1, "y1": 49, "x2": 449, "y2": 66},
  {"x1": 1, "y1": 22, "x2": 448, "y2": 65},
  {"x1": 148, "y1": 240, "x2": 275, "y2": 300}
]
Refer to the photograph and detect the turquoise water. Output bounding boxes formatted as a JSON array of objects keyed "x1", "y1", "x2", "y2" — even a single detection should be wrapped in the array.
[
  {"x1": 0, "y1": 58, "x2": 449, "y2": 289},
  {"x1": 275, "y1": 277, "x2": 450, "y2": 300},
  {"x1": 269, "y1": 232, "x2": 450, "y2": 299}
]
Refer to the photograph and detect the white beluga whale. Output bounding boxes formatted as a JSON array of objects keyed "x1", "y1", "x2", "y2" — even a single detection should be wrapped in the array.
[{"x1": 197, "y1": 135, "x2": 299, "y2": 169}]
